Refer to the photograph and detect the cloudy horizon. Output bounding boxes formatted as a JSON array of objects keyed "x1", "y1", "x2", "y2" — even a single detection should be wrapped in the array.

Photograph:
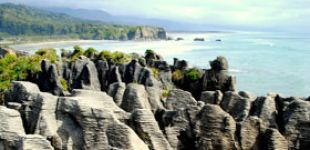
[{"x1": 1, "y1": 0, "x2": 309, "y2": 33}]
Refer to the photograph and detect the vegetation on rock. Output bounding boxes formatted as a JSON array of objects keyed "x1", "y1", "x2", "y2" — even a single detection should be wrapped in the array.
[
  {"x1": 185, "y1": 68, "x2": 201, "y2": 81},
  {"x1": 172, "y1": 69, "x2": 183, "y2": 81}
]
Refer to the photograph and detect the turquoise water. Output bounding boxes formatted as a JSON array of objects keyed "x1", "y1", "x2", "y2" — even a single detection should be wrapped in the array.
[{"x1": 12, "y1": 32, "x2": 310, "y2": 97}]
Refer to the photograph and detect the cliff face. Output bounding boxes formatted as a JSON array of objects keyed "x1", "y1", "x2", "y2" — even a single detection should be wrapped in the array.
[
  {"x1": 128, "y1": 27, "x2": 167, "y2": 40},
  {"x1": 0, "y1": 50, "x2": 309, "y2": 150}
]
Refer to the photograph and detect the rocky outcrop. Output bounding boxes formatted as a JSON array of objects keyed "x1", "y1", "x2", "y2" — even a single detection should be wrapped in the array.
[
  {"x1": 2, "y1": 52, "x2": 310, "y2": 150},
  {"x1": 202, "y1": 56, "x2": 236, "y2": 92}
]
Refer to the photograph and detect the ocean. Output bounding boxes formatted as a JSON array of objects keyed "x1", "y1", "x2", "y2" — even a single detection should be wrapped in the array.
[{"x1": 11, "y1": 32, "x2": 310, "y2": 97}]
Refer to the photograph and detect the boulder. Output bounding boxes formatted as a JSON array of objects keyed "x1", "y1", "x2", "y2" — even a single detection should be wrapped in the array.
[
  {"x1": 194, "y1": 104, "x2": 238, "y2": 150},
  {"x1": 131, "y1": 109, "x2": 172, "y2": 150},
  {"x1": 221, "y1": 91, "x2": 255, "y2": 121},
  {"x1": 165, "y1": 89, "x2": 197, "y2": 110},
  {"x1": 121, "y1": 83, "x2": 151, "y2": 112}
]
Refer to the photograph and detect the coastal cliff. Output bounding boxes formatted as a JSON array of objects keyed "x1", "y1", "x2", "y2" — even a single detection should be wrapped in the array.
[{"x1": 0, "y1": 48, "x2": 309, "y2": 150}]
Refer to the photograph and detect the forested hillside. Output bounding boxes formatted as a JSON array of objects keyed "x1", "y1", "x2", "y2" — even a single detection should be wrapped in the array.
[{"x1": 0, "y1": 3, "x2": 166, "y2": 41}]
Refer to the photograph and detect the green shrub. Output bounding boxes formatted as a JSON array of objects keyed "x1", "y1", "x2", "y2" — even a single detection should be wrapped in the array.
[
  {"x1": 112, "y1": 51, "x2": 131, "y2": 64},
  {"x1": 185, "y1": 68, "x2": 201, "y2": 81},
  {"x1": 0, "y1": 49, "x2": 60, "y2": 101},
  {"x1": 60, "y1": 78, "x2": 68, "y2": 91},
  {"x1": 35, "y1": 48, "x2": 58, "y2": 63},
  {"x1": 150, "y1": 67, "x2": 159, "y2": 79},
  {"x1": 71, "y1": 45, "x2": 84, "y2": 60},
  {"x1": 145, "y1": 49, "x2": 155, "y2": 56},
  {"x1": 84, "y1": 47, "x2": 98, "y2": 58},
  {"x1": 162, "y1": 86, "x2": 169, "y2": 98},
  {"x1": 172, "y1": 69, "x2": 183, "y2": 81},
  {"x1": 98, "y1": 50, "x2": 112, "y2": 60},
  {"x1": 98, "y1": 50, "x2": 131, "y2": 63}
]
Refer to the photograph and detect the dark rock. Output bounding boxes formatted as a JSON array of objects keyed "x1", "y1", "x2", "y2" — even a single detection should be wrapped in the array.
[
  {"x1": 39, "y1": 59, "x2": 64, "y2": 96},
  {"x1": 173, "y1": 58, "x2": 188, "y2": 70},
  {"x1": 176, "y1": 37, "x2": 184, "y2": 41},
  {"x1": 194, "y1": 38, "x2": 205, "y2": 41},
  {"x1": 202, "y1": 69, "x2": 236, "y2": 92},
  {"x1": 210, "y1": 56, "x2": 229, "y2": 71}
]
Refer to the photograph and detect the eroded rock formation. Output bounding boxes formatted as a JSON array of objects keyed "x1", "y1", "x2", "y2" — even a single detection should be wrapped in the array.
[{"x1": 0, "y1": 52, "x2": 309, "y2": 150}]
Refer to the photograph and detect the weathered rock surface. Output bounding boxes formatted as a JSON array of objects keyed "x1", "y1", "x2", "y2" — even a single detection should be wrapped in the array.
[
  {"x1": 194, "y1": 104, "x2": 239, "y2": 150},
  {"x1": 277, "y1": 96, "x2": 310, "y2": 149},
  {"x1": 2, "y1": 53, "x2": 310, "y2": 150},
  {"x1": 131, "y1": 109, "x2": 172, "y2": 150},
  {"x1": 0, "y1": 106, "x2": 53, "y2": 150},
  {"x1": 250, "y1": 95, "x2": 278, "y2": 128},
  {"x1": 238, "y1": 116, "x2": 264, "y2": 150},
  {"x1": 165, "y1": 89, "x2": 197, "y2": 110},
  {"x1": 71, "y1": 58, "x2": 101, "y2": 91},
  {"x1": 199, "y1": 90, "x2": 223, "y2": 105},
  {"x1": 107, "y1": 82, "x2": 126, "y2": 106},
  {"x1": 121, "y1": 83, "x2": 151, "y2": 112},
  {"x1": 221, "y1": 91, "x2": 255, "y2": 122}
]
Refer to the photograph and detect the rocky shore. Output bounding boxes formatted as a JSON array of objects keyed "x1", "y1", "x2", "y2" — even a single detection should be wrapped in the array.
[{"x1": 0, "y1": 48, "x2": 309, "y2": 150}]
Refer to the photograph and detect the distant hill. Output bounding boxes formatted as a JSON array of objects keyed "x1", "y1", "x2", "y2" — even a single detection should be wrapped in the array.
[
  {"x1": 43, "y1": 7, "x2": 202, "y2": 31},
  {"x1": 0, "y1": 3, "x2": 166, "y2": 41}
]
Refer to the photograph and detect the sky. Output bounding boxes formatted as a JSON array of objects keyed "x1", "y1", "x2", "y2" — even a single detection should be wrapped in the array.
[{"x1": 1, "y1": 0, "x2": 310, "y2": 32}]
